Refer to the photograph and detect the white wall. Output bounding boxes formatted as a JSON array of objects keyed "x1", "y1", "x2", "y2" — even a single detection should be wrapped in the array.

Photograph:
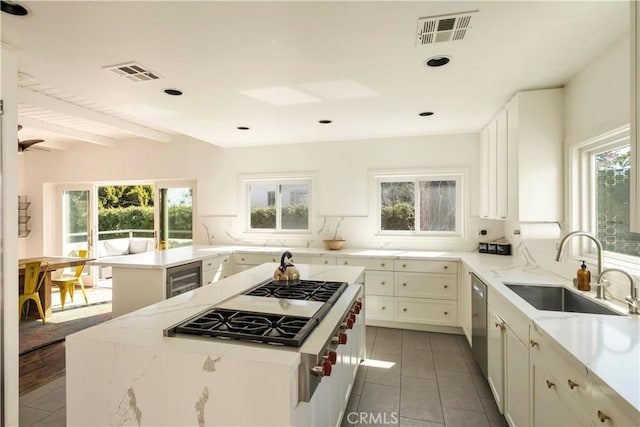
[{"x1": 20, "y1": 132, "x2": 481, "y2": 256}]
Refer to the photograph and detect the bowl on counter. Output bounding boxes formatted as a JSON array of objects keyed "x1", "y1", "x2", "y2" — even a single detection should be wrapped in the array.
[{"x1": 323, "y1": 239, "x2": 345, "y2": 250}]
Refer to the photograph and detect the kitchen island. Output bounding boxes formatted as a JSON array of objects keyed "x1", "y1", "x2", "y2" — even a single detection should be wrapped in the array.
[{"x1": 66, "y1": 262, "x2": 365, "y2": 426}]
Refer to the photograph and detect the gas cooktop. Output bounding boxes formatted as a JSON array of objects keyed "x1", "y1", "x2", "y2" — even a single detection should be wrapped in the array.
[{"x1": 166, "y1": 278, "x2": 349, "y2": 347}]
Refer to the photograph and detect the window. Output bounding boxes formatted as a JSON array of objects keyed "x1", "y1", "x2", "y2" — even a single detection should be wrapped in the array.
[
  {"x1": 245, "y1": 179, "x2": 312, "y2": 232},
  {"x1": 576, "y1": 127, "x2": 640, "y2": 261},
  {"x1": 374, "y1": 172, "x2": 463, "y2": 236}
]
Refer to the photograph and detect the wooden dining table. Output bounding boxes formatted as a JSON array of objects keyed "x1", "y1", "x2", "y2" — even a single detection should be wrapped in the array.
[{"x1": 18, "y1": 256, "x2": 95, "y2": 319}]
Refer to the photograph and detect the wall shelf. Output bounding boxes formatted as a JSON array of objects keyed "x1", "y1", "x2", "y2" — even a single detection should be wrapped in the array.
[{"x1": 18, "y1": 195, "x2": 31, "y2": 238}]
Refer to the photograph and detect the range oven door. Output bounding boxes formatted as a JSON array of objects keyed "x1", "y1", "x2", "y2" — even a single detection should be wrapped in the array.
[{"x1": 166, "y1": 261, "x2": 202, "y2": 298}]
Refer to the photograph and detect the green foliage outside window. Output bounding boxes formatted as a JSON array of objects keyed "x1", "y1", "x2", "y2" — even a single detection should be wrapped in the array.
[{"x1": 250, "y1": 204, "x2": 309, "y2": 230}]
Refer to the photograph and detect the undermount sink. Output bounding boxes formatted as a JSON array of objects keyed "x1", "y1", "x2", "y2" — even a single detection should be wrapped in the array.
[{"x1": 504, "y1": 283, "x2": 624, "y2": 316}]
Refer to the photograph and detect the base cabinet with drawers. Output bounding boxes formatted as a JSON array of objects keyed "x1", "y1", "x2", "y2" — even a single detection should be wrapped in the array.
[{"x1": 202, "y1": 254, "x2": 233, "y2": 286}]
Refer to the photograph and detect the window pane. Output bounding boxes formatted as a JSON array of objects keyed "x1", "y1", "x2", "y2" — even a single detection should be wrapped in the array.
[
  {"x1": 162, "y1": 187, "x2": 193, "y2": 246},
  {"x1": 419, "y1": 180, "x2": 456, "y2": 232},
  {"x1": 594, "y1": 146, "x2": 640, "y2": 257},
  {"x1": 249, "y1": 182, "x2": 276, "y2": 229},
  {"x1": 380, "y1": 181, "x2": 415, "y2": 231},
  {"x1": 281, "y1": 183, "x2": 309, "y2": 230}
]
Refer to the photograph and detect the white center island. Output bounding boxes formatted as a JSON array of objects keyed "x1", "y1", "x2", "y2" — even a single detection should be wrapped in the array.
[{"x1": 66, "y1": 262, "x2": 366, "y2": 427}]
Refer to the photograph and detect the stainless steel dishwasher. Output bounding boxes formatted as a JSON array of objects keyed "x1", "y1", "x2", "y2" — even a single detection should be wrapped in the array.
[{"x1": 471, "y1": 273, "x2": 488, "y2": 379}]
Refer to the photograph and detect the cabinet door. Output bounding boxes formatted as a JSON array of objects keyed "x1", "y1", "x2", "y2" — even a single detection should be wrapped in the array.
[
  {"x1": 496, "y1": 108, "x2": 508, "y2": 219},
  {"x1": 531, "y1": 362, "x2": 588, "y2": 427},
  {"x1": 488, "y1": 120, "x2": 498, "y2": 219},
  {"x1": 504, "y1": 329, "x2": 530, "y2": 427},
  {"x1": 365, "y1": 295, "x2": 394, "y2": 321},
  {"x1": 365, "y1": 271, "x2": 394, "y2": 296},
  {"x1": 480, "y1": 127, "x2": 490, "y2": 218},
  {"x1": 487, "y1": 311, "x2": 505, "y2": 413},
  {"x1": 394, "y1": 272, "x2": 457, "y2": 300}
]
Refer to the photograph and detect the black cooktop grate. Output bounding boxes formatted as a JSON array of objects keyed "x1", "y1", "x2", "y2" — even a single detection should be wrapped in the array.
[
  {"x1": 174, "y1": 309, "x2": 318, "y2": 347},
  {"x1": 243, "y1": 279, "x2": 348, "y2": 304}
]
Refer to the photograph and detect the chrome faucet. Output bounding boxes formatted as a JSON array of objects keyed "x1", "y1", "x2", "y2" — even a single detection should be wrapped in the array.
[
  {"x1": 597, "y1": 269, "x2": 639, "y2": 315},
  {"x1": 555, "y1": 230, "x2": 605, "y2": 298}
]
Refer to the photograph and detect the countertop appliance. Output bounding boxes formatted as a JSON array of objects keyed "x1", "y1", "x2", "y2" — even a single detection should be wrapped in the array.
[
  {"x1": 165, "y1": 278, "x2": 363, "y2": 402},
  {"x1": 471, "y1": 273, "x2": 488, "y2": 378}
]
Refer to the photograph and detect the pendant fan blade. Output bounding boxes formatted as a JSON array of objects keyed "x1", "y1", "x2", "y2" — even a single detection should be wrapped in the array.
[{"x1": 18, "y1": 139, "x2": 45, "y2": 152}]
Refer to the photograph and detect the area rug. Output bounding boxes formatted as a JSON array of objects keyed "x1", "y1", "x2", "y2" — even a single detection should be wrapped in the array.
[{"x1": 19, "y1": 302, "x2": 112, "y2": 355}]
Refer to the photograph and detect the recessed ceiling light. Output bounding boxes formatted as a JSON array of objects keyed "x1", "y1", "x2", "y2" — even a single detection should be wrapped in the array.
[
  {"x1": 1, "y1": 1, "x2": 28, "y2": 16},
  {"x1": 318, "y1": 120, "x2": 332, "y2": 124},
  {"x1": 237, "y1": 126, "x2": 250, "y2": 130},
  {"x1": 424, "y1": 56, "x2": 451, "y2": 67},
  {"x1": 164, "y1": 88, "x2": 183, "y2": 96},
  {"x1": 419, "y1": 112, "x2": 434, "y2": 117}
]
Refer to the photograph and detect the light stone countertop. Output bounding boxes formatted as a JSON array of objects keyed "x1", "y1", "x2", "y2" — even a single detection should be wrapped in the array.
[{"x1": 88, "y1": 244, "x2": 639, "y2": 416}]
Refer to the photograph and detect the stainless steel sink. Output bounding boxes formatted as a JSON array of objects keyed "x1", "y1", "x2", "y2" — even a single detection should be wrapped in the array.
[{"x1": 504, "y1": 283, "x2": 624, "y2": 316}]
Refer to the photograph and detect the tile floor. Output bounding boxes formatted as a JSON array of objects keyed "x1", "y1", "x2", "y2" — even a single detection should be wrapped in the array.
[{"x1": 18, "y1": 327, "x2": 507, "y2": 427}]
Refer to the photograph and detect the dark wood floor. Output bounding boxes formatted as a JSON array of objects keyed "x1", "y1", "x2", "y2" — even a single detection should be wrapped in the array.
[{"x1": 19, "y1": 341, "x2": 66, "y2": 396}]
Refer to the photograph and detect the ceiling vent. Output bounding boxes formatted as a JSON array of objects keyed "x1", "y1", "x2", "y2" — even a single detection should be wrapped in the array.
[
  {"x1": 416, "y1": 10, "x2": 477, "y2": 46},
  {"x1": 104, "y1": 62, "x2": 161, "y2": 82}
]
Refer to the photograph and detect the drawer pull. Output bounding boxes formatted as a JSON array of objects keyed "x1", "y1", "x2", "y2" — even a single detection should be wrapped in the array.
[
  {"x1": 324, "y1": 260, "x2": 328, "y2": 264},
  {"x1": 444, "y1": 311, "x2": 448, "y2": 315},
  {"x1": 344, "y1": 261, "x2": 348, "y2": 265},
  {"x1": 241, "y1": 258, "x2": 245, "y2": 261},
  {"x1": 529, "y1": 340, "x2": 539, "y2": 348},
  {"x1": 381, "y1": 263, "x2": 385, "y2": 267},
  {"x1": 403, "y1": 308, "x2": 407, "y2": 312},
  {"x1": 495, "y1": 322, "x2": 506, "y2": 331},
  {"x1": 402, "y1": 263, "x2": 407, "y2": 268},
  {"x1": 272, "y1": 258, "x2": 276, "y2": 262},
  {"x1": 402, "y1": 283, "x2": 407, "y2": 287},
  {"x1": 567, "y1": 379, "x2": 579, "y2": 389},
  {"x1": 381, "y1": 306, "x2": 386, "y2": 310},
  {"x1": 381, "y1": 281, "x2": 386, "y2": 286},
  {"x1": 597, "y1": 410, "x2": 610, "y2": 423},
  {"x1": 444, "y1": 285, "x2": 448, "y2": 289},
  {"x1": 444, "y1": 265, "x2": 448, "y2": 270},
  {"x1": 545, "y1": 380, "x2": 555, "y2": 389}
]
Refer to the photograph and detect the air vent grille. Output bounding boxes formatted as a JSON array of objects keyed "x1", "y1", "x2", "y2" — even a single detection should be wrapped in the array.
[
  {"x1": 104, "y1": 62, "x2": 161, "y2": 82},
  {"x1": 416, "y1": 10, "x2": 477, "y2": 46}
]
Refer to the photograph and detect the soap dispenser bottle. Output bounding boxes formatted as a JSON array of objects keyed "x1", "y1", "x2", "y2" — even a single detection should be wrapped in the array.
[{"x1": 576, "y1": 260, "x2": 591, "y2": 291}]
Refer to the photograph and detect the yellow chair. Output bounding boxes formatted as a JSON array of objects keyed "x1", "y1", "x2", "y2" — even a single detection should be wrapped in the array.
[
  {"x1": 19, "y1": 261, "x2": 49, "y2": 323},
  {"x1": 52, "y1": 249, "x2": 89, "y2": 310}
]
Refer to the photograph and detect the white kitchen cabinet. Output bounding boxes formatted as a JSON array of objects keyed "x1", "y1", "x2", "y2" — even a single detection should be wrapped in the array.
[
  {"x1": 459, "y1": 264, "x2": 472, "y2": 345},
  {"x1": 365, "y1": 295, "x2": 395, "y2": 321},
  {"x1": 487, "y1": 311, "x2": 505, "y2": 413},
  {"x1": 631, "y1": 0, "x2": 640, "y2": 233},
  {"x1": 365, "y1": 271, "x2": 394, "y2": 296},
  {"x1": 480, "y1": 108, "x2": 508, "y2": 220},
  {"x1": 290, "y1": 254, "x2": 336, "y2": 265},
  {"x1": 394, "y1": 272, "x2": 457, "y2": 300},
  {"x1": 506, "y1": 88, "x2": 564, "y2": 222},
  {"x1": 202, "y1": 254, "x2": 233, "y2": 285},
  {"x1": 396, "y1": 298, "x2": 457, "y2": 326},
  {"x1": 488, "y1": 288, "x2": 531, "y2": 427}
]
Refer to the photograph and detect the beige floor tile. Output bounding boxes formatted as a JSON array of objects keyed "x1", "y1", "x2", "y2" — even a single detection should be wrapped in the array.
[
  {"x1": 402, "y1": 330, "x2": 431, "y2": 351},
  {"x1": 442, "y1": 407, "x2": 491, "y2": 427},
  {"x1": 366, "y1": 352, "x2": 402, "y2": 387},
  {"x1": 436, "y1": 370, "x2": 484, "y2": 412},
  {"x1": 400, "y1": 377, "x2": 444, "y2": 423},
  {"x1": 401, "y1": 348, "x2": 436, "y2": 380}
]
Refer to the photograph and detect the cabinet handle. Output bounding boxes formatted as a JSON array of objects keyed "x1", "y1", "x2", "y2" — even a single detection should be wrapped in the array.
[
  {"x1": 444, "y1": 311, "x2": 448, "y2": 315},
  {"x1": 241, "y1": 258, "x2": 245, "y2": 261},
  {"x1": 344, "y1": 261, "x2": 348, "y2": 265},
  {"x1": 381, "y1": 306, "x2": 386, "y2": 310},
  {"x1": 324, "y1": 260, "x2": 328, "y2": 264},
  {"x1": 272, "y1": 258, "x2": 276, "y2": 262},
  {"x1": 381, "y1": 263, "x2": 385, "y2": 267},
  {"x1": 381, "y1": 281, "x2": 386, "y2": 286},
  {"x1": 495, "y1": 322, "x2": 506, "y2": 331},
  {"x1": 403, "y1": 308, "x2": 408, "y2": 312},
  {"x1": 444, "y1": 285, "x2": 448, "y2": 289},
  {"x1": 402, "y1": 263, "x2": 407, "y2": 268},
  {"x1": 597, "y1": 410, "x2": 610, "y2": 423},
  {"x1": 444, "y1": 265, "x2": 448, "y2": 270},
  {"x1": 530, "y1": 340, "x2": 539, "y2": 348},
  {"x1": 567, "y1": 379, "x2": 579, "y2": 389},
  {"x1": 545, "y1": 380, "x2": 555, "y2": 389},
  {"x1": 402, "y1": 283, "x2": 407, "y2": 287}
]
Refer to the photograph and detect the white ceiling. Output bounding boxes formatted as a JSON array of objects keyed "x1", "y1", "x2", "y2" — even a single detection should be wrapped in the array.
[{"x1": 2, "y1": 1, "x2": 630, "y2": 150}]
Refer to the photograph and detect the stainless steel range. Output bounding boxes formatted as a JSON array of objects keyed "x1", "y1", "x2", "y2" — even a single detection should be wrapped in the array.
[{"x1": 164, "y1": 277, "x2": 363, "y2": 402}]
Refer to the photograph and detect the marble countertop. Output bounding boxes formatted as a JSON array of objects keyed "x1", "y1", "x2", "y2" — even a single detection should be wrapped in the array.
[{"x1": 68, "y1": 262, "x2": 365, "y2": 365}]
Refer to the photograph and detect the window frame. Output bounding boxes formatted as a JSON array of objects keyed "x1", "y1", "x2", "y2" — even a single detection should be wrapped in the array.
[
  {"x1": 571, "y1": 125, "x2": 639, "y2": 268},
  {"x1": 241, "y1": 173, "x2": 315, "y2": 235},
  {"x1": 371, "y1": 170, "x2": 465, "y2": 239}
]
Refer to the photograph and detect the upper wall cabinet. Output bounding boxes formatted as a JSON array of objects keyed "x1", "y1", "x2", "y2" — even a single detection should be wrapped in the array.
[
  {"x1": 480, "y1": 88, "x2": 563, "y2": 222},
  {"x1": 480, "y1": 109, "x2": 508, "y2": 220},
  {"x1": 507, "y1": 88, "x2": 564, "y2": 223},
  {"x1": 631, "y1": 1, "x2": 640, "y2": 232}
]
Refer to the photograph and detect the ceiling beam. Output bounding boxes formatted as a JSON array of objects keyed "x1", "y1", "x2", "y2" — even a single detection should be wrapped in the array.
[
  {"x1": 19, "y1": 116, "x2": 116, "y2": 147},
  {"x1": 18, "y1": 87, "x2": 171, "y2": 143}
]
